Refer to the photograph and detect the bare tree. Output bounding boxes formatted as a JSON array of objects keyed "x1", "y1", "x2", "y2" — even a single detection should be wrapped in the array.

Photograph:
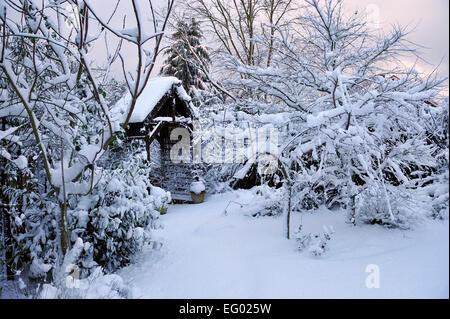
[{"x1": 187, "y1": 0, "x2": 295, "y2": 67}]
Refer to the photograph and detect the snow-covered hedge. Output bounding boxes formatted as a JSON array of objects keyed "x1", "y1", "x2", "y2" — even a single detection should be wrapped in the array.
[
  {"x1": 1, "y1": 154, "x2": 170, "y2": 284},
  {"x1": 69, "y1": 156, "x2": 170, "y2": 274},
  {"x1": 39, "y1": 238, "x2": 132, "y2": 299},
  {"x1": 0, "y1": 172, "x2": 60, "y2": 281},
  {"x1": 250, "y1": 185, "x2": 284, "y2": 217},
  {"x1": 354, "y1": 182, "x2": 428, "y2": 229},
  {"x1": 427, "y1": 170, "x2": 449, "y2": 220}
]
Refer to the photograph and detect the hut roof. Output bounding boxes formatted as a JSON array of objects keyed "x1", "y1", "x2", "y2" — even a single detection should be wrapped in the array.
[{"x1": 112, "y1": 76, "x2": 197, "y2": 124}]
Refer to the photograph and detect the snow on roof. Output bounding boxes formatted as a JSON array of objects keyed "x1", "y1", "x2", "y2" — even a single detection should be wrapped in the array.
[{"x1": 112, "y1": 76, "x2": 194, "y2": 124}]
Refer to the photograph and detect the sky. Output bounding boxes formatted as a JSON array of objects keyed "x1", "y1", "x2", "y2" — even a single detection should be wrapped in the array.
[
  {"x1": 89, "y1": 0, "x2": 449, "y2": 86},
  {"x1": 346, "y1": 0, "x2": 449, "y2": 80}
]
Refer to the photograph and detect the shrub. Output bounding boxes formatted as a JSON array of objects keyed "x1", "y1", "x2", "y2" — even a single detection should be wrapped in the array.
[{"x1": 69, "y1": 156, "x2": 170, "y2": 274}]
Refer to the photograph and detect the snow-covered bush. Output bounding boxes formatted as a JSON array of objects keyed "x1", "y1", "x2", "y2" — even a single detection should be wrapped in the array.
[
  {"x1": 290, "y1": 167, "x2": 345, "y2": 212},
  {"x1": 295, "y1": 225, "x2": 335, "y2": 257},
  {"x1": 69, "y1": 156, "x2": 170, "y2": 274},
  {"x1": 1, "y1": 187, "x2": 60, "y2": 281},
  {"x1": 425, "y1": 98, "x2": 449, "y2": 220},
  {"x1": 355, "y1": 182, "x2": 428, "y2": 229},
  {"x1": 427, "y1": 170, "x2": 449, "y2": 220},
  {"x1": 2, "y1": 151, "x2": 170, "y2": 283},
  {"x1": 39, "y1": 267, "x2": 131, "y2": 299},
  {"x1": 39, "y1": 239, "x2": 132, "y2": 299},
  {"x1": 250, "y1": 185, "x2": 284, "y2": 217}
]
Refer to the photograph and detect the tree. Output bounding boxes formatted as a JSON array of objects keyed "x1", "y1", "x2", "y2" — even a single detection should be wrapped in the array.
[
  {"x1": 0, "y1": 0, "x2": 174, "y2": 274},
  {"x1": 187, "y1": 0, "x2": 295, "y2": 67},
  {"x1": 160, "y1": 17, "x2": 211, "y2": 98},
  {"x1": 223, "y1": 0, "x2": 447, "y2": 234},
  {"x1": 179, "y1": 0, "x2": 296, "y2": 103}
]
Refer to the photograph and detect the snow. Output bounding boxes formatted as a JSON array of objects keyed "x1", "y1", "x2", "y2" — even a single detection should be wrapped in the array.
[
  {"x1": 0, "y1": 126, "x2": 19, "y2": 141},
  {"x1": 112, "y1": 77, "x2": 191, "y2": 123},
  {"x1": 39, "y1": 284, "x2": 59, "y2": 299},
  {"x1": 12, "y1": 155, "x2": 28, "y2": 169},
  {"x1": 233, "y1": 157, "x2": 254, "y2": 179},
  {"x1": 78, "y1": 272, "x2": 130, "y2": 299},
  {"x1": 117, "y1": 190, "x2": 449, "y2": 298},
  {"x1": 30, "y1": 259, "x2": 52, "y2": 278},
  {"x1": 190, "y1": 181, "x2": 205, "y2": 194},
  {"x1": 74, "y1": 210, "x2": 89, "y2": 229},
  {"x1": 31, "y1": 267, "x2": 132, "y2": 299}
]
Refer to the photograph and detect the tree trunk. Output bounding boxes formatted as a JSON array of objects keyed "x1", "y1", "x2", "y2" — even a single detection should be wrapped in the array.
[
  {"x1": 145, "y1": 123, "x2": 151, "y2": 162},
  {"x1": 58, "y1": 136, "x2": 70, "y2": 257},
  {"x1": 1, "y1": 205, "x2": 14, "y2": 280},
  {"x1": 59, "y1": 200, "x2": 70, "y2": 256},
  {"x1": 346, "y1": 171, "x2": 356, "y2": 226},
  {"x1": 286, "y1": 183, "x2": 292, "y2": 239},
  {"x1": 1, "y1": 117, "x2": 14, "y2": 280}
]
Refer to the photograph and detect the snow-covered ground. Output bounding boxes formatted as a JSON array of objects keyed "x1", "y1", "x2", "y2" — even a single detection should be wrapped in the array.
[{"x1": 118, "y1": 190, "x2": 449, "y2": 299}]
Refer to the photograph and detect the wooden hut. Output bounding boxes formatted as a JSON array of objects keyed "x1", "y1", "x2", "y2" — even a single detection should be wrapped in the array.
[{"x1": 113, "y1": 77, "x2": 198, "y2": 202}]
